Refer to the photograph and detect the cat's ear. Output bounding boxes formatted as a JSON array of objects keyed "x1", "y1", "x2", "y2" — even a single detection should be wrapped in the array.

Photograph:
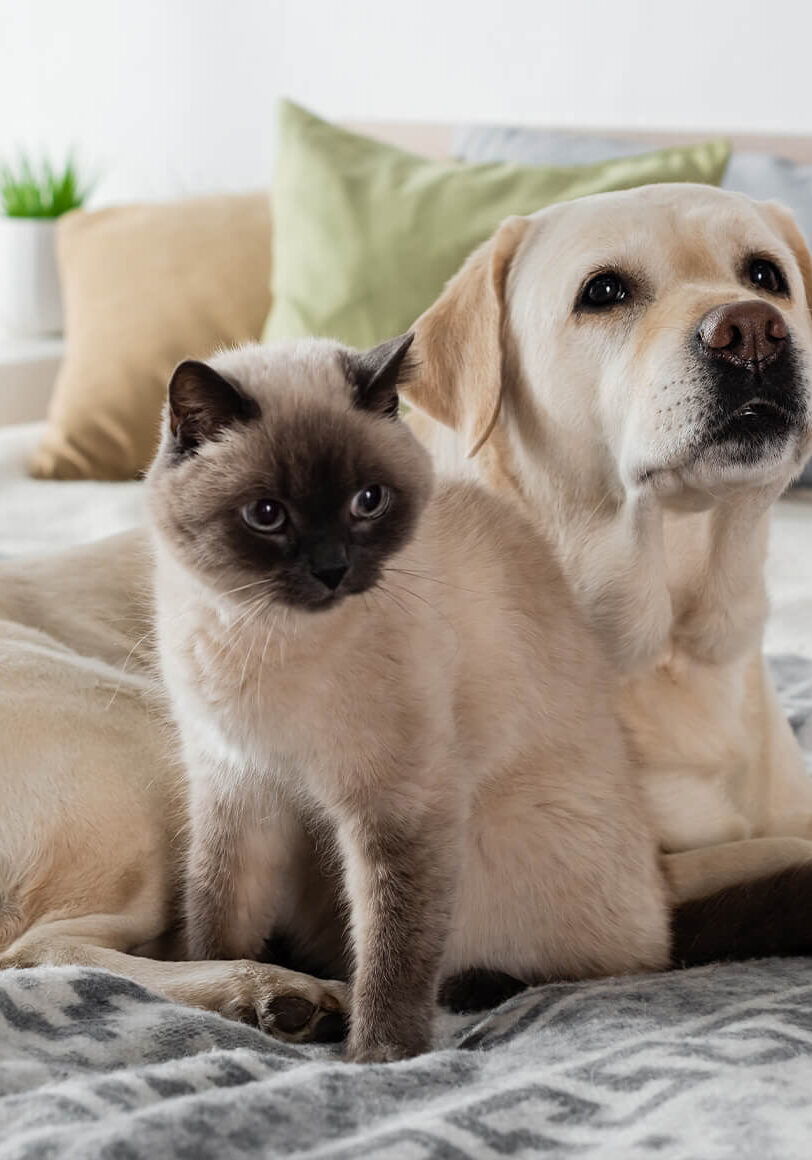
[
  {"x1": 167, "y1": 360, "x2": 259, "y2": 452},
  {"x1": 348, "y1": 332, "x2": 415, "y2": 419}
]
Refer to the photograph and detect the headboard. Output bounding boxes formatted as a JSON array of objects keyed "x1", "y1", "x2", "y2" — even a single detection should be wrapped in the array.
[{"x1": 349, "y1": 123, "x2": 812, "y2": 165}]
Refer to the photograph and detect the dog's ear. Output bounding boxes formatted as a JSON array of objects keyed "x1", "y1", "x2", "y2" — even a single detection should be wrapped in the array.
[
  {"x1": 760, "y1": 201, "x2": 812, "y2": 317},
  {"x1": 406, "y1": 215, "x2": 530, "y2": 458}
]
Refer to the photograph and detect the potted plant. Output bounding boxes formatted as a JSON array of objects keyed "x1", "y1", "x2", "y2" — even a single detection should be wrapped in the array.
[{"x1": 0, "y1": 156, "x2": 88, "y2": 337}]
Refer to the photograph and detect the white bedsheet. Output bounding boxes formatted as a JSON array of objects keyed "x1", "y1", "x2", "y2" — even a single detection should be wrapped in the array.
[
  {"x1": 0, "y1": 422, "x2": 144, "y2": 557},
  {"x1": 1, "y1": 420, "x2": 810, "y2": 657}
]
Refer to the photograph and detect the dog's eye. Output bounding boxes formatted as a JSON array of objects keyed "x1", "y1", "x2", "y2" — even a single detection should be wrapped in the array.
[
  {"x1": 580, "y1": 272, "x2": 629, "y2": 308},
  {"x1": 242, "y1": 498, "x2": 287, "y2": 532},
  {"x1": 350, "y1": 485, "x2": 391, "y2": 519},
  {"x1": 749, "y1": 258, "x2": 787, "y2": 295}
]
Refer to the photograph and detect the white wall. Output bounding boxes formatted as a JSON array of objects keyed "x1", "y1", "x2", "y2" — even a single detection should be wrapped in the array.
[
  {"x1": 1, "y1": 0, "x2": 811, "y2": 203},
  {"x1": 288, "y1": 0, "x2": 812, "y2": 133},
  {"x1": 0, "y1": 0, "x2": 284, "y2": 202}
]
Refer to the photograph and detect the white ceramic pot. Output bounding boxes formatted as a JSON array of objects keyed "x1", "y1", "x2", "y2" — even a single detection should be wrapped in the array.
[{"x1": 0, "y1": 216, "x2": 63, "y2": 336}]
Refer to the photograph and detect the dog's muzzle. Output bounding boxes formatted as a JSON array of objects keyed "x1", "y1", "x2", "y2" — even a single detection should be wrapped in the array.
[{"x1": 695, "y1": 299, "x2": 806, "y2": 460}]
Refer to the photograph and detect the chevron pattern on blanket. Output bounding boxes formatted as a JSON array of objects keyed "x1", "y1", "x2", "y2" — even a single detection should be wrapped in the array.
[{"x1": 1, "y1": 961, "x2": 812, "y2": 1159}]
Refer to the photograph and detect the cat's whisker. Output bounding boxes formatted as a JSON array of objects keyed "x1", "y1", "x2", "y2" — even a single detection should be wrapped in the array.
[
  {"x1": 219, "y1": 577, "x2": 276, "y2": 600},
  {"x1": 218, "y1": 599, "x2": 273, "y2": 639},
  {"x1": 103, "y1": 630, "x2": 156, "y2": 710},
  {"x1": 217, "y1": 592, "x2": 265, "y2": 629},
  {"x1": 238, "y1": 633, "x2": 258, "y2": 693},
  {"x1": 206, "y1": 609, "x2": 258, "y2": 662},
  {"x1": 205, "y1": 597, "x2": 268, "y2": 667},
  {"x1": 371, "y1": 583, "x2": 415, "y2": 621},
  {"x1": 383, "y1": 567, "x2": 479, "y2": 594},
  {"x1": 254, "y1": 607, "x2": 286, "y2": 712},
  {"x1": 384, "y1": 578, "x2": 448, "y2": 620},
  {"x1": 384, "y1": 578, "x2": 462, "y2": 649}
]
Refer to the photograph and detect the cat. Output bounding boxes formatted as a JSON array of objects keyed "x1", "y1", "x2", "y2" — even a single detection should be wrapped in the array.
[{"x1": 146, "y1": 334, "x2": 671, "y2": 1063}]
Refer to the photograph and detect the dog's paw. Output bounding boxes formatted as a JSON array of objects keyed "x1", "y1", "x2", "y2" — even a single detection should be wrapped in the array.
[{"x1": 253, "y1": 973, "x2": 349, "y2": 1045}]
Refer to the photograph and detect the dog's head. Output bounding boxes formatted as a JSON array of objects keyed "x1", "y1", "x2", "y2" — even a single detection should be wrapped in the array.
[{"x1": 407, "y1": 184, "x2": 812, "y2": 509}]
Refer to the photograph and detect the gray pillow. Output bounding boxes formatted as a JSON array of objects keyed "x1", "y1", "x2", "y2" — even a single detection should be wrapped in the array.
[
  {"x1": 452, "y1": 125, "x2": 644, "y2": 167},
  {"x1": 453, "y1": 126, "x2": 812, "y2": 485}
]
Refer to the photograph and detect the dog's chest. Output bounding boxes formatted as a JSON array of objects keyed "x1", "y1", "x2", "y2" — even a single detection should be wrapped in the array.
[{"x1": 620, "y1": 650, "x2": 764, "y2": 850}]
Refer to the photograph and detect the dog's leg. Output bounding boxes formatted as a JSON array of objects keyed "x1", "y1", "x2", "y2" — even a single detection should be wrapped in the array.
[
  {"x1": 663, "y1": 836, "x2": 812, "y2": 903},
  {"x1": 0, "y1": 912, "x2": 348, "y2": 1043}
]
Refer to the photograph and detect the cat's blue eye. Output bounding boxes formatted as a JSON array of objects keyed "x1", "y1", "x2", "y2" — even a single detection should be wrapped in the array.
[
  {"x1": 350, "y1": 485, "x2": 391, "y2": 520},
  {"x1": 241, "y1": 498, "x2": 287, "y2": 533}
]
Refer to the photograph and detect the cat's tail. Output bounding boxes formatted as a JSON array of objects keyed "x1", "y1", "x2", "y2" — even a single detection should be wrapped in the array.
[{"x1": 671, "y1": 864, "x2": 812, "y2": 966}]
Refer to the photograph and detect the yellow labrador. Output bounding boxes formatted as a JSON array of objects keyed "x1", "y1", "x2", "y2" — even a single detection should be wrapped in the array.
[{"x1": 407, "y1": 182, "x2": 812, "y2": 908}]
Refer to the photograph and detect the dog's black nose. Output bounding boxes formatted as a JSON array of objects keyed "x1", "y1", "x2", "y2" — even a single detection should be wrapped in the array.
[
  {"x1": 312, "y1": 565, "x2": 348, "y2": 591},
  {"x1": 697, "y1": 300, "x2": 788, "y2": 369}
]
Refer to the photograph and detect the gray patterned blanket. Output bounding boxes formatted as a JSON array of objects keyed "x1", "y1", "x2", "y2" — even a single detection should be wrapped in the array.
[
  {"x1": 1, "y1": 654, "x2": 811, "y2": 1159},
  {"x1": 1, "y1": 961, "x2": 811, "y2": 1159}
]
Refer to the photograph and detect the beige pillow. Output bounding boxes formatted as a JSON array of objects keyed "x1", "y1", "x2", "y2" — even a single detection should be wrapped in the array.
[{"x1": 31, "y1": 193, "x2": 271, "y2": 481}]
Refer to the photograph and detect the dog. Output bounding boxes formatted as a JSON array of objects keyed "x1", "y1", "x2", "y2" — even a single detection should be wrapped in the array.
[{"x1": 406, "y1": 182, "x2": 812, "y2": 929}]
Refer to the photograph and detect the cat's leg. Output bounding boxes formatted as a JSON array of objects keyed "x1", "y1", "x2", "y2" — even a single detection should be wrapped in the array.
[
  {"x1": 337, "y1": 804, "x2": 460, "y2": 1063},
  {"x1": 185, "y1": 764, "x2": 300, "y2": 961}
]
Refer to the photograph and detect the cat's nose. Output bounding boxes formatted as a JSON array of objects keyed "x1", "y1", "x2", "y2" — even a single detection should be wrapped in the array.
[{"x1": 312, "y1": 564, "x2": 349, "y2": 591}]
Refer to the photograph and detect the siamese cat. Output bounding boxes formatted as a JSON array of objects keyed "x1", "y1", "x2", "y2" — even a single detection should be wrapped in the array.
[{"x1": 146, "y1": 334, "x2": 670, "y2": 1063}]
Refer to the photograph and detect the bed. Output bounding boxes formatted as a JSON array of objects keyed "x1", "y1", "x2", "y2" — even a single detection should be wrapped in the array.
[{"x1": 1, "y1": 416, "x2": 812, "y2": 1159}]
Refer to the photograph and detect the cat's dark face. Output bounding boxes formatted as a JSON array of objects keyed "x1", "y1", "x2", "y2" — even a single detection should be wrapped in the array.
[{"x1": 147, "y1": 335, "x2": 433, "y2": 612}]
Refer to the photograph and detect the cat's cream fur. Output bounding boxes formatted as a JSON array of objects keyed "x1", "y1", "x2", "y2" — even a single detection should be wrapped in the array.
[{"x1": 146, "y1": 339, "x2": 670, "y2": 1061}]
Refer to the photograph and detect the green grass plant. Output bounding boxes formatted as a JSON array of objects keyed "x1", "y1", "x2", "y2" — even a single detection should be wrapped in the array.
[{"x1": 1, "y1": 155, "x2": 89, "y2": 218}]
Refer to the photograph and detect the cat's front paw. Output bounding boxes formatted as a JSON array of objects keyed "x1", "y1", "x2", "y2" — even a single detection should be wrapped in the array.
[
  {"x1": 344, "y1": 1041, "x2": 415, "y2": 1064},
  {"x1": 344, "y1": 1029, "x2": 430, "y2": 1064}
]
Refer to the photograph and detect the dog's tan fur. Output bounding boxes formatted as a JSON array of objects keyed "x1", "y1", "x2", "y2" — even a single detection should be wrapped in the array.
[{"x1": 406, "y1": 183, "x2": 812, "y2": 899}]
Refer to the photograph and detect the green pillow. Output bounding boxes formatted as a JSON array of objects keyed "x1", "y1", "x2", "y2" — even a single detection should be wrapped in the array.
[{"x1": 265, "y1": 101, "x2": 730, "y2": 348}]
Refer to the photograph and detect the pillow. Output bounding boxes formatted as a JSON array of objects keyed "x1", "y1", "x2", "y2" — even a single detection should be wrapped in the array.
[
  {"x1": 264, "y1": 102, "x2": 730, "y2": 350},
  {"x1": 451, "y1": 125, "x2": 648, "y2": 167},
  {"x1": 454, "y1": 125, "x2": 812, "y2": 485},
  {"x1": 31, "y1": 193, "x2": 271, "y2": 481},
  {"x1": 455, "y1": 124, "x2": 812, "y2": 244}
]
